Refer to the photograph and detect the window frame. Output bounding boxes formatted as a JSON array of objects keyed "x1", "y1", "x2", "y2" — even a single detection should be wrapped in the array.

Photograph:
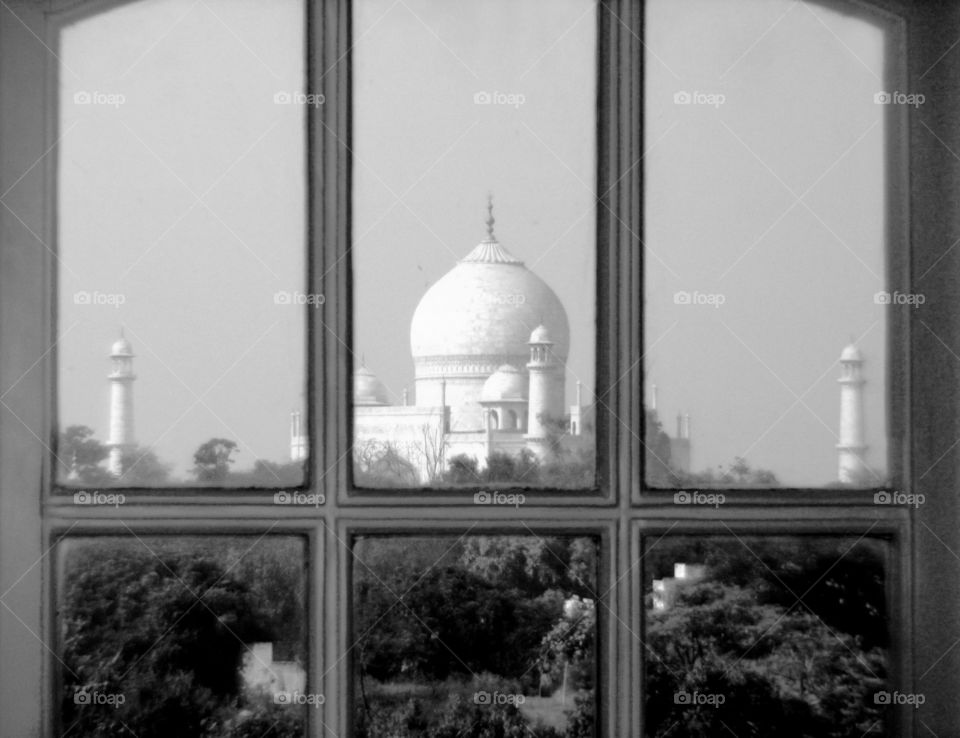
[{"x1": 0, "y1": 0, "x2": 956, "y2": 736}]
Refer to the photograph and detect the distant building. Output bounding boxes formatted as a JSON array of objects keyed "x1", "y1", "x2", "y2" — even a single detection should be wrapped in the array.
[
  {"x1": 241, "y1": 642, "x2": 305, "y2": 696},
  {"x1": 652, "y1": 562, "x2": 707, "y2": 611},
  {"x1": 837, "y1": 341, "x2": 869, "y2": 484},
  {"x1": 293, "y1": 198, "x2": 593, "y2": 482},
  {"x1": 106, "y1": 331, "x2": 136, "y2": 477}
]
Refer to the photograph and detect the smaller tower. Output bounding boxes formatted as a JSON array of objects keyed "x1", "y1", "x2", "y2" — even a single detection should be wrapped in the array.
[
  {"x1": 570, "y1": 380, "x2": 583, "y2": 436},
  {"x1": 107, "y1": 330, "x2": 136, "y2": 477},
  {"x1": 670, "y1": 412, "x2": 691, "y2": 474},
  {"x1": 526, "y1": 325, "x2": 564, "y2": 453},
  {"x1": 290, "y1": 411, "x2": 308, "y2": 462},
  {"x1": 837, "y1": 342, "x2": 868, "y2": 484}
]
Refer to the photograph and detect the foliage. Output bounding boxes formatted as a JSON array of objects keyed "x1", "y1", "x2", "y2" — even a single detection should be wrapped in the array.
[
  {"x1": 645, "y1": 580, "x2": 886, "y2": 737},
  {"x1": 117, "y1": 445, "x2": 173, "y2": 485},
  {"x1": 538, "y1": 597, "x2": 596, "y2": 694},
  {"x1": 644, "y1": 538, "x2": 887, "y2": 650},
  {"x1": 353, "y1": 536, "x2": 599, "y2": 737},
  {"x1": 354, "y1": 674, "x2": 566, "y2": 738},
  {"x1": 192, "y1": 438, "x2": 238, "y2": 482},
  {"x1": 354, "y1": 439, "x2": 420, "y2": 486},
  {"x1": 61, "y1": 539, "x2": 305, "y2": 737},
  {"x1": 61, "y1": 543, "x2": 274, "y2": 736},
  {"x1": 58, "y1": 425, "x2": 113, "y2": 485},
  {"x1": 228, "y1": 459, "x2": 305, "y2": 486},
  {"x1": 674, "y1": 455, "x2": 779, "y2": 487}
]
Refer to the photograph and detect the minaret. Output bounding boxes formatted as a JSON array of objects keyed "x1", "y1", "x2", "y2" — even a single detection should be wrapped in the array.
[
  {"x1": 106, "y1": 330, "x2": 136, "y2": 477},
  {"x1": 290, "y1": 410, "x2": 307, "y2": 461},
  {"x1": 837, "y1": 342, "x2": 868, "y2": 484},
  {"x1": 526, "y1": 324, "x2": 564, "y2": 451}
]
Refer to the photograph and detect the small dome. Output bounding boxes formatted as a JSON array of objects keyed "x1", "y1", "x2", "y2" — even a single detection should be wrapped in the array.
[
  {"x1": 481, "y1": 365, "x2": 528, "y2": 402},
  {"x1": 840, "y1": 343, "x2": 863, "y2": 362},
  {"x1": 111, "y1": 336, "x2": 133, "y2": 356},
  {"x1": 354, "y1": 365, "x2": 390, "y2": 406},
  {"x1": 529, "y1": 324, "x2": 552, "y2": 344}
]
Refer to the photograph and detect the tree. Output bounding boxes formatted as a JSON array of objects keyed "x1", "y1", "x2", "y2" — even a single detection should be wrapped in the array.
[
  {"x1": 228, "y1": 459, "x2": 305, "y2": 486},
  {"x1": 645, "y1": 580, "x2": 886, "y2": 737},
  {"x1": 354, "y1": 439, "x2": 419, "y2": 486},
  {"x1": 58, "y1": 425, "x2": 112, "y2": 485},
  {"x1": 192, "y1": 438, "x2": 238, "y2": 483},
  {"x1": 443, "y1": 453, "x2": 479, "y2": 485},
  {"x1": 415, "y1": 423, "x2": 447, "y2": 484},
  {"x1": 676, "y1": 455, "x2": 779, "y2": 488},
  {"x1": 117, "y1": 445, "x2": 174, "y2": 485},
  {"x1": 61, "y1": 544, "x2": 275, "y2": 737}
]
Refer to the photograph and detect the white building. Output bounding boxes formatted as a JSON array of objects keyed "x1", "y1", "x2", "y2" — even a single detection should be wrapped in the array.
[
  {"x1": 106, "y1": 331, "x2": 136, "y2": 477},
  {"x1": 291, "y1": 201, "x2": 593, "y2": 483},
  {"x1": 837, "y1": 341, "x2": 869, "y2": 484}
]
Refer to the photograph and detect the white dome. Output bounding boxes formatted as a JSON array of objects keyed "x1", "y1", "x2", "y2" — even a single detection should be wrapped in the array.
[
  {"x1": 481, "y1": 365, "x2": 527, "y2": 402},
  {"x1": 354, "y1": 365, "x2": 390, "y2": 405},
  {"x1": 529, "y1": 324, "x2": 552, "y2": 344},
  {"x1": 111, "y1": 335, "x2": 133, "y2": 356},
  {"x1": 840, "y1": 343, "x2": 863, "y2": 362},
  {"x1": 410, "y1": 239, "x2": 570, "y2": 372}
]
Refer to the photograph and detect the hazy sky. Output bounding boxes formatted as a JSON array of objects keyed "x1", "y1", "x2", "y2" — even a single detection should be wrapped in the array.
[
  {"x1": 58, "y1": 0, "x2": 306, "y2": 478},
  {"x1": 56, "y1": 0, "x2": 890, "y2": 487},
  {"x1": 645, "y1": 0, "x2": 889, "y2": 486}
]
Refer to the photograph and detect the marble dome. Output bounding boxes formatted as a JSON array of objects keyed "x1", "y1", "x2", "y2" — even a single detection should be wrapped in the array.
[
  {"x1": 481, "y1": 365, "x2": 528, "y2": 402},
  {"x1": 840, "y1": 343, "x2": 863, "y2": 362},
  {"x1": 111, "y1": 335, "x2": 133, "y2": 356},
  {"x1": 410, "y1": 238, "x2": 570, "y2": 372},
  {"x1": 354, "y1": 364, "x2": 390, "y2": 405}
]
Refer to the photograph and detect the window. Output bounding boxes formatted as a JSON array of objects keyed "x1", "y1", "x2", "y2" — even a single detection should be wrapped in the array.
[{"x1": 0, "y1": 1, "x2": 956, "y2": 736}]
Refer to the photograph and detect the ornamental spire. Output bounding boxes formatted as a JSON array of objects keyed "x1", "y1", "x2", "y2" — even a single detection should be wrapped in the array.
[{"x1": 485, "y1": 193, "x2": 495, "y2": 241}]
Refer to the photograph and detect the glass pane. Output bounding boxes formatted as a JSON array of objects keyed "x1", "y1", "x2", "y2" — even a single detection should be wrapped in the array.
[
  {"x1": 56, "y1": 0, "x2": 308, "y2": 487},
  {"x1": 644, "y1": 0, "x2": 892, "y2": 488},
  {"x1": 59, "y1": 536, "x2": 309, "y2": 736},
  {"x1": 352, "y1": 0, "x2": 597, "y2": 489},
  {"x1": 352, "y1": 535, "x2": 598, "y2": 736},
  {"x1": 642, "y1": 536, "x2": 889, "y2": 736}
]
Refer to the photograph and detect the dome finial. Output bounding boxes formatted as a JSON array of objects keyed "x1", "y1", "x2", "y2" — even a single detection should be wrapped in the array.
[{"x1": 485, "y1": 192, "x2": 495, "y2": 241}]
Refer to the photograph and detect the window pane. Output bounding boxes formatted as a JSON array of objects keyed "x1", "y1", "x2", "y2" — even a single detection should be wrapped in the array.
[
  {"x1": 58, "y1": 536, "x2": 309, "y2": 736},
  {"x1": 644, "y1": 0, "x2": 892, "y2": 488},
  {"x1": 642, "y1": 536, "x2": 890, "y2": 736},
  {"x1": 352, "y1": 535, "x2": 598, "y2": 736},
  {"x1": 56, "y1": 0, "x2": 308, "y2": 487},
  {"x1": 352, "y1": 0, "x2": 597, "y2": 489}
]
